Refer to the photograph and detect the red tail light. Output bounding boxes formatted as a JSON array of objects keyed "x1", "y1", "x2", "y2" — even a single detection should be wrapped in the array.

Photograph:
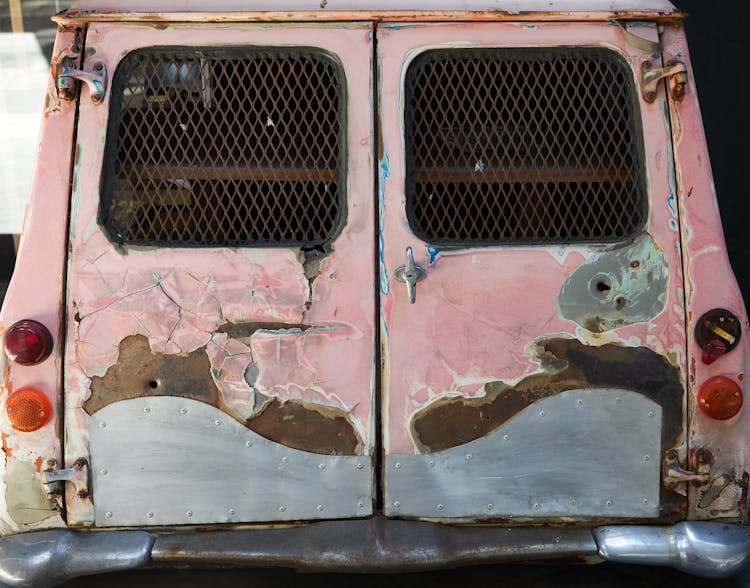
[
  {"x1": 4, "y1": 320, "x2": 53, "y2": 366},
  {"x1": 5, "y1": 387, "x2": 52, "y2": 432},
  {"x1": 698, "y1": 376, "x2": 743, "y2": 421}
]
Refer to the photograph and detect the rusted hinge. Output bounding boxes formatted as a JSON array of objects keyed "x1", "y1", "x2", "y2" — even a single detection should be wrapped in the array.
[
  {"x1": 42, "y1": 458, "x2": 91, "y2": 500},
  {"x1": 56, "y1": 61, "x2": 107, "y2": 104},
  {"x1": 663, "y1": 449, "x2": 710, "y2": 494},
  {"x1": 641, "y1": 59, "x2": 688, "y2": 103}
]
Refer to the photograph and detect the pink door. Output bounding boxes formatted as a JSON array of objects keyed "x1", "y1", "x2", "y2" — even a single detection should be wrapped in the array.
[{"x1": 378, "y1": 22, "x2": 688, "y2": 520}]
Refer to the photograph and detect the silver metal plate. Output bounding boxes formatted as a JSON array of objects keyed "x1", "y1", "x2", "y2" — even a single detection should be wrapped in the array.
[
  {"x1": 90, "y1": 397, "x2": 373, "y2": 526},
  {"x1": 385, "y1": 389, "x2": 662, "y2": 519}
]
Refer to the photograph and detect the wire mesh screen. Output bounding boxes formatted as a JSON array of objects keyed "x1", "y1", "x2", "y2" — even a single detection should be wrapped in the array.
[
  {"x1": 404, "y1": 48, "x2": 647, "y2": 245},
  {"x1": 100, "y1": 47, "x2": 346, "y2": 247}
]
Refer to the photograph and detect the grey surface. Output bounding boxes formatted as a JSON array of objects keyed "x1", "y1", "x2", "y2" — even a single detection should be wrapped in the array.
[
  {"x1": 594, "y1": 522, "x2": 750, "y2": 579},
  {"x1": 89, "y1": 396, "x2": 373, "y2": 526},
  {"x1": 0, "y1": 529, "x2": 153, "y2": 588},
  {"x1": 386, "y1": 389, "x2": 662, "y2": 519}
]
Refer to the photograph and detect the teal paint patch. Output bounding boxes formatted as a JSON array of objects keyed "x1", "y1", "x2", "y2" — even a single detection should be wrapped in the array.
[
  {"x1": 427, "y1": 247, "x2": 440, "y2": 266},
  {"x1": 379, "y1": 155, "x2": 390, "y2": 295},
  {"x1": 662, "y1": 99, "x2": 680, "y2": 232},
  {"x1": 557, "y1": 233, "x2": 669, "y2": 333}
]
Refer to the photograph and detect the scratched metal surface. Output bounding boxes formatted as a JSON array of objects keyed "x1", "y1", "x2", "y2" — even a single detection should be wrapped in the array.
[
  {"x1": 90, "y1": 397, "x2": 373, "y2": 526},
  {"x1": 386, "y1": 389, "x2": 662, "y2": 519}
]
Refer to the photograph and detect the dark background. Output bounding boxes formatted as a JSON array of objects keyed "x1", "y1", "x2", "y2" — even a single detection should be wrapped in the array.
[{"x1": 1, "y1": 1, "x2": 749, "y2": 586}]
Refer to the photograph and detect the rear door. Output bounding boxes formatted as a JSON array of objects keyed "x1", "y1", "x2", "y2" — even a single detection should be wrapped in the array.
[
  {"x1": 64, "y1": 22, "x2": 375, "y2": 526},
  {"x1": 378, "y1": 22, "x2": 688, "y2": 520}
]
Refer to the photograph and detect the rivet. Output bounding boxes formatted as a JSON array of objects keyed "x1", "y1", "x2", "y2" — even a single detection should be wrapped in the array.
[
  {"x1": 146, "y1": 512, "x2": 154, "y2": 518},
  {"x1": 616, "y1": 397, "x2": 622, "y2": 404},
  {"x1": 281, "y1": 456, "x2": 289, "y2": 463},
  {"x1": 318, "y1": 463, "x2": 326, "y2": 470},
  {"x1": 533, "y1": 503, "x2": 541, "y2": 510},
  {"x1": 437, "y1": 504, "x2": 444, "y2": 511},
  {"x1": 317, "y1": 505, "x2": 325, "y2": 512},
  {"x1": 186, "y1": 510, "x2": 193, "y2": 517},
  {"x1": 99, "y1": 422, "x2": 107, "y2": 428},
  {"x1": 180, "y1": 408, "x2": 188, "y2": 414},
  {"x1": 395, "y1": 462, "x2": 402, "y2": 469},
  {"x1": 215, "y1": 419, "x2": 222, "y2": 426},
  {"x1": 393, "y1": 501, "x2": 401, "y2": 508},
  {"x1": 229, "y1": 508, "x2": 236, "y2": 515},
  {"x1": 105, "y1": 511, "x2": 113, "y2": 518},
  {"x1": 577, "y1": 399, "x2": 584, "y2": 406},
  {"x1": 465, "y1": 453, "x2": 473, "y2": 461},
  {"x1": 428, "y1": 460, "x2": 435, "y2": 467},
  {"x1": 503, "y1": 434, "x2": 510, "y2": 441},
  {"x1": 648, "y1": 411, "x2": 655, "y2": 418},
  {"x1": 643, "y1": 499, "x2": 649, "y2": 505},
  {"x1": 144, "y1": 406, "x2": 150, "y2": 413},
  {"x1": 539, "y1": 410, "x2": 546, "y2": 417},
  {"x1": 100, "y1": 468, "x2": 108, "y2": 475},
  {"x1": 245, "y1": 441, "x2": 253, "y2": 448},
  {"x1": 644, "y1": 455, "x2": 650, "y2": 462},
  {"x1": 570, "y1": 499, "x2": 577, "y2": 506},
  {"x1": 487, "y1": 503, "x2": 494, "y2": 511},
  {"x1": 358, "y1": 501, "x2": 365, "y2": 508},
  {"x1": 606, "y1": 500, "x2": 613, "y2": 506},
  {"x1": 279, "y1": 506, "x2": 286, "y2": 512},
  {"x1": 356, "y1": 463, "x2": 364, "y2": 470}
]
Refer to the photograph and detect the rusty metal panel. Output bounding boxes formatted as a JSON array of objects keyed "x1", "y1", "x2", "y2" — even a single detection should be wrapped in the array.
[
  {"x1": 90, "y1": 397, "x2": 372, "y2": 526},
  {"x1": 385, "y1": 389, "x2": 661, "y2": 519}
]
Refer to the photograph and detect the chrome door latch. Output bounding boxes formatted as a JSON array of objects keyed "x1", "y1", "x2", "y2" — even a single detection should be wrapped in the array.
[
  {"x1": 641, "y1": 59, "x2": 688, "y2": 103},
  {"x1": 42, "y1": 458, "x2": 90, "y2": 499},
  {"x1": 58, "y1": 61, "x2": 107, "y2": 104},
  {"x1": 394, "y1": 247, "x2": 426, "y2": 304}
]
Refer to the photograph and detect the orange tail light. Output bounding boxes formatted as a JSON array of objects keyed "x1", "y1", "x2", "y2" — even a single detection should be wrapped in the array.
[{"x1": 5, "y1": 387, "x2": 52, "y2": 432}]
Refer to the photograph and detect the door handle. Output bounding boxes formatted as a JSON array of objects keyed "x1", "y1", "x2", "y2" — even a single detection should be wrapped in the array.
[{"x1": 394, "y1": 247, "x2": 426, "y2": 304}]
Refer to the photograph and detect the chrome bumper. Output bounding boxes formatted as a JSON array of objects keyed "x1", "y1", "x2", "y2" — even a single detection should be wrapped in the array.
[{"x1": 0, "y1": 520, "x2": 747, "y2": 587}]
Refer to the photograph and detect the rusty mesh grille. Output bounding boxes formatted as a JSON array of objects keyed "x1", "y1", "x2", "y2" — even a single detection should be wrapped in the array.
[
  {"x1": 404, "y1": 48, "x2": 646, "y2": 245},
  {"x1": 100, "y1": 48, "x2": 345, "y2": 247}
]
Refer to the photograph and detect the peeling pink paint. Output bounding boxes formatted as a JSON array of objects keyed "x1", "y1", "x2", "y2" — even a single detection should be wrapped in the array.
[
  {"x1": 378, "y1": 22, "x2": 688, "y2": 454},
  {"x1": 662, "y1": 25, "x2": 750, "y2": 520},
  {"x1": 64, "y1": 23, "x2": 375, "y2": 525}
]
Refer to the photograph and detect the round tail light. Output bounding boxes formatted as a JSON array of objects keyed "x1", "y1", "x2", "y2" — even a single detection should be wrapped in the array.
[
  {"x1": 697, "y1": 376, "x2": 743, "y2": 421},
  {"x1": 4, "y1": 319, "x2": 53, "y2": 365},
  {"x1": 5, "y1": 387, "x2": 52, "y2": 432}
]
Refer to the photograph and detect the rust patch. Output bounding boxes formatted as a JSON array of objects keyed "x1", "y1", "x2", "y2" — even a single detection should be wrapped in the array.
[
  {"x1": 1, "y1": 433, "x2": 12, "y2": 458},
  {"x1": 247, "y1": 397, "x2": 360, "y2": 456},
  {"x1": 216, "y1": 322, "x2": 311, "y2": 339},
  {"x1": 84, "y1": 334, "x2": 222, "y2": 415},
  {"x1": 413, "y1": 337, "x2": 683, "y2": 454}
]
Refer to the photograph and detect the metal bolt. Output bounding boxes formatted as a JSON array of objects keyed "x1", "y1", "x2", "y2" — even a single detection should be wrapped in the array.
[
  {"x1": 577, "y1": 399, "x2": 584, "y2": 406},
  {"x1": 180, "y1": 408, "x2": 188, "y2": 414},
  {"x1": 99, "y1": 422, "x2": 107, "y2": 428},
  {"x1": 534, "y1": 503, "x2": 541, "y2": 510},
  {"x1": 278, "y1": 506, "x2": 286, "y2": 512},
  {"x1": 281, "y1": 456, "x2": 288, "y2": 463},
  {"x1": 245, "y1": 441, "x2": 253, "y2": 448},
  {"x1": 100, "y1": 468, "x2": 108, "y2": 475},
  {"x1": 570, "y1": 499, "x2": 577, "y2": 506},
  {"x1": 648, "y1": 411, "x2": 655, "y2": 418},
  {"x1": 144, "y1": 406, "x2": 150, "y2": 413},
  {"x1": 643, "y1": 499, "x2": 649, "y2": 505},
  {"x1": 229, "y1": 508, "x2": 236, "y2": 515},
  {"x1": 146, "y1": 512, "x2": 154, "y2": 518},
  {"x1": 503, "y1": 434, "x2": 510, "y2": 441},
  {"x1": 487, "y1": 503, "x2": 494, "y2": 511},
  {"x1": 644, "y1": 455, "x2": 650, "y2": 462},
  {"x1": 356, "y1": 463, "x2": 364, "y2": 470},
  {"x1": 317, "y1": 505, "x2": 324, "y2": 512},
  {"x1": 395, "y1": 462, "x2": 402, "y2": 469},
  {"x1": 186, "y1": 511, "x2": 193, "y2": 518},
  {"x1": 437, "y1": 504, "x2": 444, "y2": 511},
  {"x1": 94, "y1": 62, "x2": 103, "y2": 71},
  {"x1": 215, "y1": 419, "x2": 222, "y2": 426},
  {"x1": 105, "y1": 511, "x2": 113, "y2": 518},
  {"x1": 358, "y1": 501, "x2": 365, "y2": 508},
  {"x1": 606, "y1": 500, "x2": 613, "y2": 506},
  {"x1": 539, "y1": 410, "x2": 546, "y2": 417},
  {"x1": 393, "y1": 501, "x2": 401, "y2": 508},
  {"x1": 428, "y1": 460, "x2": 435, "y2": 467},
  {"x1": 318, "y1": 463, "x2": 326, "y2": 470},
  {"x1": 465, "y1": 453, "x2": 473, "y2": 461}
]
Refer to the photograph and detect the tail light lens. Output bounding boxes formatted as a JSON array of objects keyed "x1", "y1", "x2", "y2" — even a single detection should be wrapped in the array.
[
  {"x1": 4, "y1": 319, "x2": 53, "y2": 365},
  {"x1": 698, "y1": 376, "x2": 743, "y2": 421},
  {"x1": 5, "y1": 387, "x2": 52, "y2": 432}
]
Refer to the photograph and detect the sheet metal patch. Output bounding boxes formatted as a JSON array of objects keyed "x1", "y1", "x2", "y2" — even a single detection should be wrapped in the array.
[
  {"x1": 90, "y1": 397, "x2": 372, "y2": 526},
  {"x1": 386, "y1": 389, "x2": 661, "y2": 519}
]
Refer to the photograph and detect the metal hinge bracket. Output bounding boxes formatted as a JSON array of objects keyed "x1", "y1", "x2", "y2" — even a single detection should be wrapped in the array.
[
  {"x1": 42, "y1": 458, "x2": 91, "y2": 499},
  {"x1": 57, "y1": 61, "x2": 107, "y2": 104},
  {"x1": 663, "y1": 449, "x2": 710, "y2": 493},
  {"x1": 641, "y1": 59, "x2": 688, "y2": 103}
]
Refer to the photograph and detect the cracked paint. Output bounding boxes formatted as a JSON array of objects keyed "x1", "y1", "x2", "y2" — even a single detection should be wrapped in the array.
[{"x1": 63, "y1": 22, "x2": 375, "y2": 526}]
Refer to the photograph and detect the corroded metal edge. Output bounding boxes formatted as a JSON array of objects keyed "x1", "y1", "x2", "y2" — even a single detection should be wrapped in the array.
[{"x1": 0, "y1": 521, "x2": 748, "y2": 585}]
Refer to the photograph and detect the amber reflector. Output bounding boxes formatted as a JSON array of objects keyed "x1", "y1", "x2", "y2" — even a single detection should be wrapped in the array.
[
  {"x1": 5, "y1": 387, "x2": 52, "y2": 432},
  {"x1": 698, "y1": 376, "x2": 743, "y2": 421},
  {"x1": 4, "y1": 319, "x2": 53, "y2": 365}
]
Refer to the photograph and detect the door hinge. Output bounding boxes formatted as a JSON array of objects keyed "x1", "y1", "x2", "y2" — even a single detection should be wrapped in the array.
[
  {"x1": 641, "y1": 59, "x2": 688, "y2": 103},
  {"x1": 663, "y1": 449, "x2": 710, "y2": 494},
  {"x1": 42, "y1": 458, "x2": 90, "y2": 500},
  {"x1": 56, "y1": 59, "x2": 107, "y2": 105}
]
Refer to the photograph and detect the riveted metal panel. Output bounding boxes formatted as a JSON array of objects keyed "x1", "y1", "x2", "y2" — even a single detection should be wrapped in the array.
[
  {"x1": 385, "y1": 389, "x2": 661, "y2": 519},
  {"x1": 90, "y1": 397, "x2": 373, "y2": 526}
]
